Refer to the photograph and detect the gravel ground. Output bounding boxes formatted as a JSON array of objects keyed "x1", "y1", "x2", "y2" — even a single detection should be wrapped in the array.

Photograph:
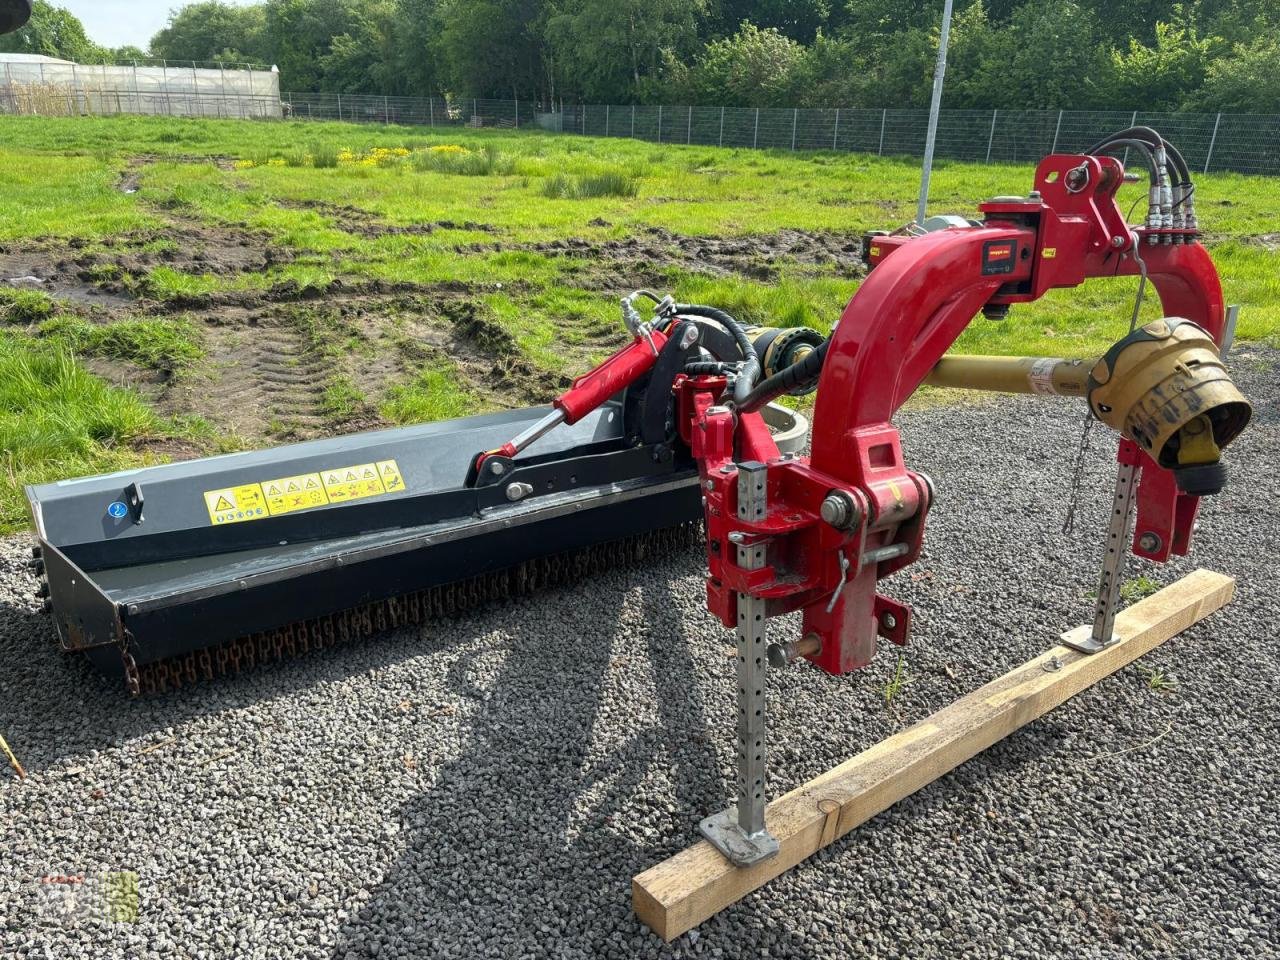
[{"x1": 1, "y1": 345, "x2": 1277, "y2": 960}]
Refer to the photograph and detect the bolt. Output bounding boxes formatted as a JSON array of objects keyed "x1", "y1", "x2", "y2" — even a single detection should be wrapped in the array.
[
  {"x1": 1043, "y1": 655, "x2": 1063, "y2": 673},
  {"x1": 880, "y1": 611, "x2": 898, "y2": 631},
  {"x1": 820, "y1": 491, "x2": 858, "y2": 530},
  {"x1": 679, "y1": 325, "x2": 699, "y2": 350},
  {"x1": 719, "y1": 465, "x2": 734, "y2": 475},
  {"x1": 1111, "y1": 235, "x2": 1126, "y2": 248},
  {"x1": 505, "y1": 482, "x2": 533, "y2": 502},
  {"x1": 705, "y1": 479, "x2": 715, "y2": 491},
  {"x1": 488, "y1": 460, "x2": 506, "y2": 476},
  {"x1": 728, "y1": 532, "x2": 746, "y2": 544},
  {"x1": 1138, "y1": 532, "x2": 1162, "y2": 553}
]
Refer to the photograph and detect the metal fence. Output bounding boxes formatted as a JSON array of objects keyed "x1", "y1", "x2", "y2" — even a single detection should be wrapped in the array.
[
  {"x1": 6, "y1": 81, "x2": 1280, "y2": 176},
  {"x1": 280, "y1": 95, "x2": 1280, "y2": 176}
]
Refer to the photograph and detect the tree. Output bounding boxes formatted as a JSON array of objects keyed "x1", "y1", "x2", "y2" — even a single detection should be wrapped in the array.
[
  {"x1": 392, "y1": 0, "x2": 445, "y2": 98},
  {"x1": 110, "y1": 44, "x2": 151, "y2": 62},
  {"x1": 1107, "y1": 19, "x2": 1210, "y2": 109},
  {"x1": 547, "y1": 0, "x2": 706, "y2": 102},
  {"x1": 320, "y1": 1, "x2": 404, "y2": 93},
  {"x1": 1188, "y1": 35, "x2": 1280, "y2": 111},
  {"x1": 434, "y1": 0, "x2": 547, "y2": 99},
  {"x1": 0, "y1": 1, "x2": 105, "y2": 61},
  {"x1": 709, "y1": 0, "x2": 834, "y2": 42},
  {"x1": 150, "y1": 2, "x2": 268, "y2": 64},
  {"x1": 263, "y1": 0, "x2": 358, "y2": 91},
  {"x1": 672, "y1": 22, "x2": 803, "y2": 106}
]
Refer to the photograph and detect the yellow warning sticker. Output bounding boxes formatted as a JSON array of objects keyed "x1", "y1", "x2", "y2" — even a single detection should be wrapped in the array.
[
  {"x1": 204, "y1": 484, "x2": 268, "y2": 525},
  {"x1": 377, "y1": 459, "x2": 406, "y2": 493},
  {"x1": 322, "y1": 462, "x2": 386, "y2": 505},
  {"x1": 203, "y1": 459, "x2": 407, "y2": 525},
  {"x1": 263, "y1": 472, "x2": 330, "y2": 517}
]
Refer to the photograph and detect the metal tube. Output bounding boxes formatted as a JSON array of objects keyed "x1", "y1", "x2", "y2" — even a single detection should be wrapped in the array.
[
  {"x1": 506, "y1": 408, "x2": 566, "y2": 454},
  {"x1": 916, "y1": 0, "x2": 954, "y2": 225},
  {"x1": 923, "y1": 355, "x2": 1093, "y2": 397},
  {"x1": 734, "y1": 462, "x2": 771, "y2": 837},
  {"x1": 1204, "y1": 112, "x2": 1221, "y2": 174}
]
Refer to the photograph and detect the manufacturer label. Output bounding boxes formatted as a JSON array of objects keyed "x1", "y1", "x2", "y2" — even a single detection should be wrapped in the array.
[
  {"x1": 203, "y1": 459, "x2": 407, "y2": 525},
  {"x1": 981, "y1": 239, "x2": 1018, "y2": 275},
  {"x1": 1027, "y1": 357, "x2": 1061, "y2": 396}
]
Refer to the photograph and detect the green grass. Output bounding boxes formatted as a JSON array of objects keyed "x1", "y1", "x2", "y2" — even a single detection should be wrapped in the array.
[
  {"x1": 0, "y1": 335, "x2": 169, "y2": 528},
  {"x1": 0, "y1": 288, "x2": 55, "y2": 324},
  {"x1": 1120, "y1": 575, "x2": 1162, "y2": 602},
  {"x1": 882, "y1": 655, "x2": 911, "y2": 706},
  {"x1": 40, "y1": 315, "x2": 204, "y2": 371},
  {"x1": 381, "y1": 366, "x2": 476, "y2": 424}
]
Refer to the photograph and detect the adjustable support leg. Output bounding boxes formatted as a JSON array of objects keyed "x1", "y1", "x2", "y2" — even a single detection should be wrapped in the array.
[
  {"x1": 699, "y1": 461, "x2": 780, "y2": 866},
  {"x1": 1063, "y1": 460, "x2": 1139, "y2": 653}
]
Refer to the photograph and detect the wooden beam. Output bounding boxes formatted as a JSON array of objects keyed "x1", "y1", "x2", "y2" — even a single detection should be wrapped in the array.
[{"x1": 633, "y1": 569, "x2": 1235, "y2": 941}]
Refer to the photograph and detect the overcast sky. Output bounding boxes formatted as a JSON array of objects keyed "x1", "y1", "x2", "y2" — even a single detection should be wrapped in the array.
[{"x1": 60, "y1": 0, "x2": 259, "y2": 51}]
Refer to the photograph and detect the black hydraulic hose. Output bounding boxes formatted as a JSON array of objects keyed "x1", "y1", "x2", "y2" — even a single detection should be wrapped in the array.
[
  {"x1": 1087, "y1": 137, "x2": 1161, "y2": 185},
  {"x1": 672, "y1": 304, "x2": 760, "y2": 405},
  {"x1": 735, "y1": 335, "x2": 831, "y2": 414},
  {"x1": 1089, "y1": 127, "x2": 1190, "y2": 184},
  {"x1": 684, "y1": 360, "x2": 740, "y2": 377},
  {"x1": 1105, "y1": 126, "x2": 1191, "y2": 182}
]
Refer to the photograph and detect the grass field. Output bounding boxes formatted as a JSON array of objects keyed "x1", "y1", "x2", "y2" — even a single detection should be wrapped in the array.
[{"x1": 1, "y1": 114, "x2": 1277, "y2": 530}]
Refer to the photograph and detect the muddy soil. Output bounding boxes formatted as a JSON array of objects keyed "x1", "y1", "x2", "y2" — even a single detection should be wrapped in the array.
[
  {"x1": 460, "y1": 225, "x2": 866, "y2": 285},
  {"x1": 5, "y1": 156, "x2": 857, "y2": 453}
]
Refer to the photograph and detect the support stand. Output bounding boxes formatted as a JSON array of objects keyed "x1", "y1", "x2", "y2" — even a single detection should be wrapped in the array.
[
  {"x1": 1062, "y1": 460, "x2": 1139, "y2": 653},
  {"x1": 699, "y1": 461, "x2": 779, "y2": 866}
]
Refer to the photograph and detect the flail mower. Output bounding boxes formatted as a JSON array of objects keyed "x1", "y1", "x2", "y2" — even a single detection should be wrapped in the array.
[{"x1": 26, "y1": 131, "x2": 1251, "y2": 863}]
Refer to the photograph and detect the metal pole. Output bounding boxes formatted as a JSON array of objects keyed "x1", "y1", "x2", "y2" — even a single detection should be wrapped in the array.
[
  {"x1": 986, "y1": 109, "x2": 997, "y2": 163},
  {"x1": 833, "y1": 108, "x2": 840, "y2": 151},
  {"x1": 879, "y1": 108, "x2": 887, "y2": 155},
  {"x1": 1122, "y1": 109, "x2": 1137, "y2": 166},
  {"x1": 657, "y1": 104, "x2": 662, "y2": 143},
  {"x1": 605, "y1": 103, "x2": 609, "y2": 136},
  {"x1": 753, "y1": 107, "x2": 759, "y2": 149},
  {"x1": 1204, "y1": 112, "x2": 1221, "y2": 174},
  {"x1": 336, "y1": 92, "x2": 342, "y2": 121},
  {"x1": 687, "y1": 105, "x2": 692, "y2": 144},
  {"x1": 631, "y1": 103, "x2": 635, "y2": 138},
  {"x1": 791, "y1": 108, "x2": 798, "y2": 150},
  {"x1": 916, "y1": 0, "x2": 955, "y2": 226},
  {"x1": 1050, "y1": 109, "x2": 1063, "y2": 153},
  {"x1": 513, "y1": 96, "x2": 518, "y2": 128},
  {"x1": 429, "y1": 97, "x2": 434, "y2": 126},
  {"x1": 719, "y1": 105, "x2": 725, "y2": 147},
  {"x1": 697, "y1": 460, "x2": 779, "y2": 866},
  {"x1": 385, "y1": 94, "x2": 390, "y2": 123}
]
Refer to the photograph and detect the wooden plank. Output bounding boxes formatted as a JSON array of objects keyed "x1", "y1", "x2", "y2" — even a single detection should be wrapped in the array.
[{"x1": 633, "y1": 569, "x2": 1235, "y2": 941}]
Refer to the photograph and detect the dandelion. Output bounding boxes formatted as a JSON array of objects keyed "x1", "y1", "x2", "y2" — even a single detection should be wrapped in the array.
[{"x1": 232, "y1": 159, "x2": 256, "y2": 170}]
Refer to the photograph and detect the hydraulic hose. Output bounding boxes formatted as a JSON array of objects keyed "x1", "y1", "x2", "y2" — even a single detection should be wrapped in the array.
[
  {"x1": 735, "y1": 335, "x2": 831, "y2": 414},
  {"x1": 672, "y1": 304, "x2": 760, "y2": 405},
  {"x1": 1090, "y1": 126, "x2": 1190, "y2": 183}
]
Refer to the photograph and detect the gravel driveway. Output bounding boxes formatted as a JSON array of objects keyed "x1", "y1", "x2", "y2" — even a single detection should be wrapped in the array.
[{"x1": 1, "y1": 345, "x2": 1276, "y2": 960}]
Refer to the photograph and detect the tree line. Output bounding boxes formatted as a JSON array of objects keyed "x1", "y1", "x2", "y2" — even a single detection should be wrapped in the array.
[{"x1": 2, "y1": 0, "x2": 1277, "y2": 113}]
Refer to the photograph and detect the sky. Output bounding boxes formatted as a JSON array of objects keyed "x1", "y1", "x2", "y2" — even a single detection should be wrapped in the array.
[{"x1": 59, "y1": 0, "x2": 258, "y2": 51}]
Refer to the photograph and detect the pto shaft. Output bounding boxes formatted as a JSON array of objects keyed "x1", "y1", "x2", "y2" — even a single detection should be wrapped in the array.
[{"x1": 924, "y1": 355, "x2": 1092, "y2": 397}]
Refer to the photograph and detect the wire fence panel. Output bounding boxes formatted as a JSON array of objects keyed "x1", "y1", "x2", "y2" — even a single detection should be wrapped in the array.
[{"x1": 6, "y1": 78, "x2": 1280, "y2": 176}]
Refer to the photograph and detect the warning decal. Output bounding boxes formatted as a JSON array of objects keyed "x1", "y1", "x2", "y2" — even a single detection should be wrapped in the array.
[
  {"x1": 203, "y1": 459, "x2": 408, "y2": 525},
  {"x1": 204, "y1": 484, "x2": 268, "y2": 525},
  {"x1": 263, "y1": 472, "x2": 330, "y2": 516}
]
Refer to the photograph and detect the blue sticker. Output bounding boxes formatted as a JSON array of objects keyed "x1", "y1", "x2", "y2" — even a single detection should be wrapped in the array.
[{"x1": 107, "y1": 501, "x2": 129, "y2": 519}]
